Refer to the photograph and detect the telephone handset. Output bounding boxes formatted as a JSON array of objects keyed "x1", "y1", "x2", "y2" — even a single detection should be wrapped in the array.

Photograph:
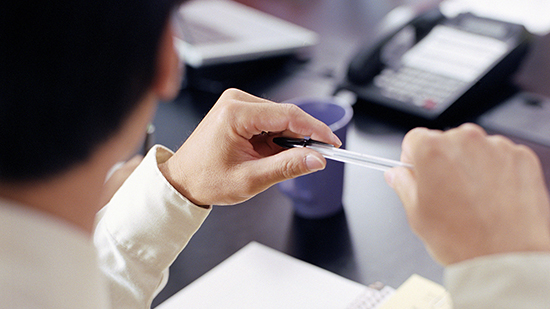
[{"x1": 337, "y1": 9, "x2": 531, "y2": 128}]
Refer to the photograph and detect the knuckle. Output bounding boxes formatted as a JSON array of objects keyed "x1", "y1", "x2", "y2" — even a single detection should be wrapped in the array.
[
  {"x1": 488, "y1": 133, "x2": 513, "y2": 146},
  {"x1": 280, "y1": 160, "x2": 297, "y2": 180},
  {"x1": 456, "y1": 123, "x2": 486, "y2": 141},
  {"x1": 220, "y1": 88, "x2": 243, "y2": 100},
  {"x1": 490, "y1": 134, "x2": 512, "y2": 145},
  {"x1": 280, "y1": 157, "x2": 305, "y2": 180},
  {"x1": 217, "y1": 89, "x2": 246, "y2": 112},
  {"x1": 516, "y1": 143, "x2": 535, "y2": 156},
  {"x1": 487, "y1": 135, "x2": 540, "y2": 168},
  {"x1": 488, "y1": 135, "x2": 515, "y2": 154},
  {"x1": 279, "y1": 103, "x2": 303, "y2": 117},
  {"x1": 515, "y1": 144, "x2": 541, "y2": 167},
  {"x1": 214, "y1": 97, "x2": 241, "y2": 121},
  {"x1": 458, "y1": 122, "x2": 484, "y2": 133}
]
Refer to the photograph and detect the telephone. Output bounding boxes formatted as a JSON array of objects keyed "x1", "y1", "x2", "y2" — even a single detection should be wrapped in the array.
[{"x1": 336, "y1": 9, "x2": 531, "y2": 128}]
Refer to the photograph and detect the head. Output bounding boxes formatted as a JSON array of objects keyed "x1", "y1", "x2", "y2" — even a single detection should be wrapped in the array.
[{"x1": 0, "y1": 0, "x2": 186, "y2": 183}]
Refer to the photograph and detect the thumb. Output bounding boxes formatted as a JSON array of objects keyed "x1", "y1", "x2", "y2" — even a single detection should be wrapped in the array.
[
  {"x1": 246, "y1": 148, "x2": 327, "y2": 188},
  {"x1": 384, "y1": 166, "x2": 417, "y2": 210}
]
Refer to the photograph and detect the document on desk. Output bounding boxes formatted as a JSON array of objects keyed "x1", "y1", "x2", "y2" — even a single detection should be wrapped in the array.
[
  {"x1": 156, "y1": 242, "x2": 394, "y2": 309},
  {"x1": 156, "y1": 242, "x2": 452, "y2": 309}
]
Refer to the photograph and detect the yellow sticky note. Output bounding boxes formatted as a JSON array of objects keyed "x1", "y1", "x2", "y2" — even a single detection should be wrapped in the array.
[{"x1": 379, "y1": 274, "x2": 452, "y2": 309}]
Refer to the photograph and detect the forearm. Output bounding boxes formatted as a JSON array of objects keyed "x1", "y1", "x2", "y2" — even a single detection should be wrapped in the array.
[{"x1": 94, "y1": 145, "x2": 211, "y2": 308}]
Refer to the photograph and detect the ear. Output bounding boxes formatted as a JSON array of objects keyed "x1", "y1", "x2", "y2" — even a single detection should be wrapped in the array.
[{"x1": 151, "y1": 22, "x2": 184, "y2": 101}]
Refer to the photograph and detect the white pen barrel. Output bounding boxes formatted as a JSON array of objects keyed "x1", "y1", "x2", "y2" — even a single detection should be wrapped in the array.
[{"x1": 307, "y1": 145, "x2": 411, "y2": 172}]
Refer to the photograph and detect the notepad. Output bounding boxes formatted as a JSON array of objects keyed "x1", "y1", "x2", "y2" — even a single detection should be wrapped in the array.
[
  {"x1": 156, "y1": 242, "x2": 451, "y2": 309},
  {"x1": 155, "y1": 242, "x2": 393, "y2": 309}
]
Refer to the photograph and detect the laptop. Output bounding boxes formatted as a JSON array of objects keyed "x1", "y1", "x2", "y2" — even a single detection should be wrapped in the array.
[{"x1": 173, "y1": 0, "x2": 319, "y2": 68}]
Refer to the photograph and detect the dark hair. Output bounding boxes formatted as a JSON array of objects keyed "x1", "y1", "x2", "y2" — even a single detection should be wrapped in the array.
[{"x1": 0, "y1": 0, "x2": 184, "y2": 182}]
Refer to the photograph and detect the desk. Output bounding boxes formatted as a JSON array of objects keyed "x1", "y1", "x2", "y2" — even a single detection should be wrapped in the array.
[{"x1": 151, "y1": 0, "x2": 547, "y2": 307}]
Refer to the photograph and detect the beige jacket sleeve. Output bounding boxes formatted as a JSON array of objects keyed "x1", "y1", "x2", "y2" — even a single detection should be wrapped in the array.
[
  {"x1": 94, "y1": 145, "x2": 211, "y2": 309},
  {"x1": 445, "y1": 253, "x2": 550, "y2": 309}
]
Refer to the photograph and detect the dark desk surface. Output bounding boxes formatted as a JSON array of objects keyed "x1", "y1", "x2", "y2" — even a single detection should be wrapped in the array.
[{"x1": 151, "y1": 0, "x2": 549, "y2": 307}]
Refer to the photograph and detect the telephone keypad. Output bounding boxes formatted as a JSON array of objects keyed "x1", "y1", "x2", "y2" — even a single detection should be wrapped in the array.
[{"x1": 374, "y1": 67, "x2": 467, "y2": 110}]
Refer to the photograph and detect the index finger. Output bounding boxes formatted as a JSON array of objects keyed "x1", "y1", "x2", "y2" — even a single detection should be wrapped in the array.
[
  {"x1": 231, "y1": 99, "x2": 342, "y2": 147},
  {"x1": 277, "y1": 103, "x2": 342, "y2": 146}
]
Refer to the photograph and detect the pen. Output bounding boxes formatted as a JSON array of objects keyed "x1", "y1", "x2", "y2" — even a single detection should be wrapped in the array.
[{"x1": 273, "y1": 137, "x2": 412, "y2": 172}]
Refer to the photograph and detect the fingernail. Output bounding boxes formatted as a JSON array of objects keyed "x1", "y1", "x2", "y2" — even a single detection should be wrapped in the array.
[
  {"x1": 305, "y1": 155, "x2": 325, "y2": 171},
  {"x1": 332, "y1": 133, "x2": 342, "y2": 147}
]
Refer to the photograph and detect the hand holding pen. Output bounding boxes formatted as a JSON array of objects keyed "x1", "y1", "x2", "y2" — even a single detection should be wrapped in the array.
[{"x1": 157, "y1": 89, "x2": 340, "y2": 206}]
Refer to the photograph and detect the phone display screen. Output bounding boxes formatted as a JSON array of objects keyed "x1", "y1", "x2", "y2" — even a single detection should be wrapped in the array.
[{"x1": 402, "y1": 25, "x2": 509, "y2": 83}]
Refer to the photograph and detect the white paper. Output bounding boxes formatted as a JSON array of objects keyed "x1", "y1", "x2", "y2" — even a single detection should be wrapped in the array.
[{"x1": 156, "y1": 242, "x2": 376, "y2": 309}]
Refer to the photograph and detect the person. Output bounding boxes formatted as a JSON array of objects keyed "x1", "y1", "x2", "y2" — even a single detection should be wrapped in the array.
[
  {"x1": 0, "y1": 0, "x2": 341, "y2": 308},
  {"x1": 385, "y1": 123, "x2": 550, "y2": 308}
]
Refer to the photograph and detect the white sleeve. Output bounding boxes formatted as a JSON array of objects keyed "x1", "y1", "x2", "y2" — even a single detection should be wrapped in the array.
[
  {"x1": 93, "y1": 145, "x2": 211, "y2": 309},
  {"x1": 444, "y1": 253, "x2": 550, "y2": 309}
]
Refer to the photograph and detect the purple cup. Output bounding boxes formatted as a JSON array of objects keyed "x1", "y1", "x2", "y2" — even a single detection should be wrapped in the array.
[{"x1": 278, "y1": 97, "x2": 353, "y2": 218}]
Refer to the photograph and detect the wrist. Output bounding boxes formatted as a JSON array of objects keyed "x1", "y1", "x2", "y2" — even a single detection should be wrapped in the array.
[{"x1": 157, "y1": 160, "x2": 208, "y2": 208}]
